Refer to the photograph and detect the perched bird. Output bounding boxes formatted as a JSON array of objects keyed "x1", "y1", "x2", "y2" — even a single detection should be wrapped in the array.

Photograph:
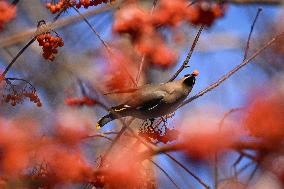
[{"x1": 96, "y1": 70, "x2": 199, "y2": 129}]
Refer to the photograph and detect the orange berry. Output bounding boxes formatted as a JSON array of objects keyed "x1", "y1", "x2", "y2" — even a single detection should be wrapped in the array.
[
  {"x1": 48, "y1": 55, "x2": 55, "y2": 61},
  {"x1": 50, "y1": 5, "x2": 57, "y2": 13},
  {"x1": 46, "y1": 2, "x2": 52, "y2": 9},
  {"x1": 59, "y1": 41, "x2": 64, "y2": 47},
  {"x1": 52, "y1": 49, "x2": 58, "y2": 54},
  {"x1": 192, "y1": 69, "x2": 199, "y2": 76},
  {"x1": 56, "y1": 4, "x2": 62, "y2": 11},
  {"x1": 44, "y1": 42, "x2": 50, "y2": 47},
  {"x1": 45, "y1": 33, "x2": 52, "y2": 40},
  {"x1": 76, "y1": 3, "x2": 81, "y2": 8},
  {"x1": 37, "y1": 34, "x2": 45, "y2": 41},
  {"x1": 58, "y1": 1, "x2": 64, "y2": 6}
]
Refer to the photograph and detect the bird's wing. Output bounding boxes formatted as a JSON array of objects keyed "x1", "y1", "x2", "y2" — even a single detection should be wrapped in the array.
[
  {"x1": 136, "y1": 95, "x2": 165, "y2": 111},
  {"x1": 111, "y1": 87, "x2": 167, "y2": 112}
]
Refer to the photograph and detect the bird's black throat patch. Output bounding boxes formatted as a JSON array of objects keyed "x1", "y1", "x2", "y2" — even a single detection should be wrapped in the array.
[{"x1": 183, "y1": 75, "x2": 196, "y2": 87}]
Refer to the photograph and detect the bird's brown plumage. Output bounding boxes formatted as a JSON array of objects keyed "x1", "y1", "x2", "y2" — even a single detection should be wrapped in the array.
[{"x1": 96, "y1": 73, "x2": 197, "y2": 129}]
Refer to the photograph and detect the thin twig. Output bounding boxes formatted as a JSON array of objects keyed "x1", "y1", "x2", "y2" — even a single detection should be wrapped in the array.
[
  {"x1": 83, "y1": 134, "x2": 113, "y2": 141},
  {"x1": 232, "y1": 154, "x2": 243, "y2": 179},
  {"x1": 72, "y1": 6, "x2": 137, "y2": 87},
  {"x1": 165, "y1": 153, "x2": 210, "y2": 189},
  {"x1": 135, "y1": 0, "x2": 157, "y2": 84},
  {"x1": 1, "y1": 37, "x2": 36, "y2": 78},
  {"x1": 236, "y1": 161, "x2": 255, "y2": 175},
  {"x1": 180, "y1": 31, "x2": 284, "y2": 108},
  {"x1": 150, "y1": 160, "x2": 181, "y2": 189},
  {"x1": 214, "y1": 153, "x2": 218, "y2": 189},
  {"x1": 0, "y1": 5, "x2": 113, "y2": 48},
  {"x1": 168, "y1": 25, "x2": 204, "y2": 82},
  {"x1": 5, "y1": 77, "x2": 35, "y2": 89},
  {"x1": 101, "y1": 118, "x2": 134, "y2": 165},
  {"x1": 219, "y1": 108, "x2": 243, "y2": 130},
  {"x1": 0, "y1": 4, "x2": 77, "y2": 77},
  {"x1": 243, "y1": 8, "x2": 262, "y2": 61},
  {"x1": 136, "y1": 55, "x2": 145, "y2": 85},
  {"x1": 245, "y1": 164, "x2": 258, "y2": 185},
  {"x1": 72, "y1": 7, "x2": 111, "y2": 53}
]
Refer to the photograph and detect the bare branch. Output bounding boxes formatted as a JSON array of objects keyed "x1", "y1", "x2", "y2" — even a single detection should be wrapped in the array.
[
  {"x1": 72, "y1": 7, "x2": 138, "y2": 87},
  {"x1": 136, "y1": 55, "x2": 145, "y2": 85},
  {"x1": 0, "y1": 4, "x2": 113, "y2": 48},
  {"x1": 0, "y1": 4, "x2": 85, "y2": 77},
  {"x1": 168, "y1": 25, "x2": 204, "y2": 82},
  {"x1": 136, "y1": 0, "x2": 158, "y2": 84},
  {"x1": 243, "y1": 8, "x2": 262, "y2": 61},
  {"x1": 219, "y1": 108, "x2": 243, "y2": 130},
  {"x1": 180, "y1": 31, "x2": 284, "y2": 108},
  {"x1": 151, "y1": 160, "x2": 181, "y2": 189},
  {"x1": 165, "y1": 153, "x2": 210, "y2": 189},
  {"x1": 72, "y1": 7, "x2": 111, "y2": 53},
  {"x1": 1, "y1": 37, "x2": 36, "y2": 78},
  {"x1": 83, "y1": 134, "x2": 114, "y2": 141}
]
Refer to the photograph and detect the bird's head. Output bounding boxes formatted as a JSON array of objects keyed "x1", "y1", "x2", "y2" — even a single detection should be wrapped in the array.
[{"x1": 183, "y1": 70, "x2": 199, "y2": 87}]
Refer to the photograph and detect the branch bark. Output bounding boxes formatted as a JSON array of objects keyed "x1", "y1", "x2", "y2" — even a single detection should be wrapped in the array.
[{"x1": 180, "y1": 31, "x2": 284, "y2": 108}]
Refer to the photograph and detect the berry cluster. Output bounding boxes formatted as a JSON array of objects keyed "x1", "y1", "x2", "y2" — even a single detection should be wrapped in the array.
[
  {"x1": 46, "y1": 0, "x2": 75, "y2": 14},
  {"x1": 139, "y1": 126, "x2": 179, "y2": 144},
  {"x1": 45, "y1": 0, "x2": 115, "y2": 14},
  {"x1": 188, "y1": 3, "x2": 226, "y2": 26},
  {"x1": 65, "y1": 96, "x2": 96, "y2": 106},
  {"x1": 139, "y1": 114, "x2": 179, "y2": 144},
  {"x1": 1, "y1": 79, "x2": 42, "y2": 107},
  {"x1": 23, "y1": 92, "x2": 42, "y2": 107},
  {"x1": 75, "y1": 0, "x2": 115, "y2": 9},
  {"x1": 36, "y1": 32, "x2": 64, "y2": 61},
  {"x1": 3, "y1": 91, "x2": 41, "y2": 107},
  {"x1": 4, "y1": 93, "x2": 22, "y2": 106}
]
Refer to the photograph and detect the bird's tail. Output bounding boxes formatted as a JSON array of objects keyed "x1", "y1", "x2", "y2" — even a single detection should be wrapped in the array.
[{"x1": 96, "y1": 113, "x2": 114, "y2": 129}]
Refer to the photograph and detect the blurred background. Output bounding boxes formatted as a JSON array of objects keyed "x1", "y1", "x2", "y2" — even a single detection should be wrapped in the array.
[{"x1": 0, "y1": 0, "x2": 283, "y2": 188}]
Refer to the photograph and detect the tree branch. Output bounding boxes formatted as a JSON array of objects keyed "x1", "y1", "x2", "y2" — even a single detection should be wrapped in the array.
[
  {"x1": 151, "y1": 160, "x2": 181, "y2": 189},
  {"x1": 243, "y1": 8, "x2": 262, "y2": 61},
  {"x1": 180, "y1": 31, "x2": 284, "y2": 108},
  {"x1": 0, "y1": 4, "x2": 113, "y2": 48},
  {"x1": 168, "y1": 25, "x2": 204, "y2": 82}
]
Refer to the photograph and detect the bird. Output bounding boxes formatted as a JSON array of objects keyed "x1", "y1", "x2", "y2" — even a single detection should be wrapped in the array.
[{"x1": 96, "y1": 70, "x2": 199, "y2": 129}]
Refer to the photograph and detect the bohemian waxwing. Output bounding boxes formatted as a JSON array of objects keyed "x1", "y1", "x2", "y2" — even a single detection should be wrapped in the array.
[{"x1": 96, "y1": 70, "x2": 199, "y2": 129}]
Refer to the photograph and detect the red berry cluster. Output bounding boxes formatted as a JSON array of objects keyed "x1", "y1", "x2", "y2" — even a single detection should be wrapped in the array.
[
  {"x1": 139, "y1": 115, "x2": 178, "y2": 144},
  {"x1": 3, "y1": 91, "x2": 41, "y2": 107},
  {"x1": 45, "y1": 0, "x2": 115, "y2": 14},
  {"x1": 75, "y1": 0, "x2": 115, "y2": 9},
  {"x1": 4, "y1": 93, "x2": 22, "y2": 106},
  {"x1": 188, "y1": 3, "x2": 226, "y2": 27},
  {"x1": 65, "y1": 96, "x2": 96, "y2": 107},
  {"x1": 139, "y1": 126, "x2": 179, "y2": 144},
  {"x1": 36, "y1": 32, "x2": 64, "y2": 61},
  {"x1": 23, "y1": 91, "x2": 42, "y2": 107},
  {"x1": 46, "y1": 0, "x2": 75, "y2": 14}
]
